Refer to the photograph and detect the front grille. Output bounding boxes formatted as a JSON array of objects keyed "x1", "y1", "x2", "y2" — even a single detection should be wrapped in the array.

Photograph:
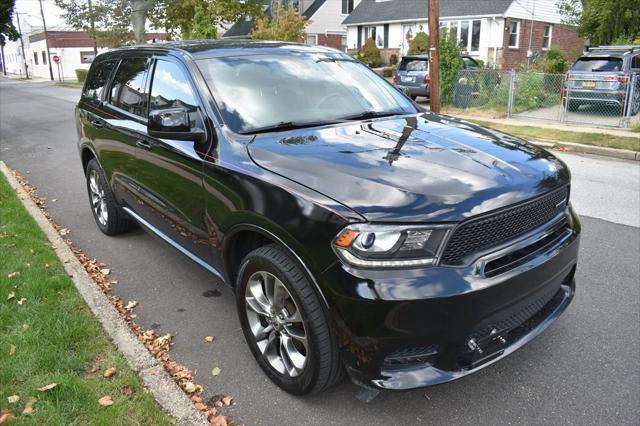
[{"x1": 441, "y1": 186, "x2": 569, "y2": 265}]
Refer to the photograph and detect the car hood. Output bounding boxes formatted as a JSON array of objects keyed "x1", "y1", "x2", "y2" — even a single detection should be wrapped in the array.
[{"x1": 247, "y1": 113, "x2": 570, "y2": 223}]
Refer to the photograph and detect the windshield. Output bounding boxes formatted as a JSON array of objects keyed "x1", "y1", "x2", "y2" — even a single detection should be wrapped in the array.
[
  {"x1": 197, "y1": 53, "x2": 417, "y2": 134},
  {"x1": 571, "y1": 57, "x2": 623, "y2": 72}
]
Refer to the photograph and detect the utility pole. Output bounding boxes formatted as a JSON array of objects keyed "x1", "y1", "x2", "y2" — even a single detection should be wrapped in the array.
[
  {"x1": 15, "y1": 13, "x2": 29, "y2": 79},
  {"x1": 428, "y1": 0, "x2": 440, "y2": 113},
  {"x1": 88, "y1": 0, "x2": 97, "y2": 55},
  {"x1": 38, "y1": 0, "x2": 55, "y2": 81}
]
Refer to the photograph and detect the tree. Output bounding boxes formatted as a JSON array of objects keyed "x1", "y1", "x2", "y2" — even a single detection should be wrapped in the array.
[
  {"x1": 407, "y1": 32, "x2": 429, "y2": 55},
  {"x1": 558, "y1": 0, "x2": 640, "y2": 45},
  {"x1": 186, "y1": 6, "x2": 216, "y2": 39},
  {"x1": 55, "y1": 0, "x2": 133, "y2": 47},
  {"x1": 250, "y1": 3, "x2": 308, "y2": 42},
  {"x1": 0, "y1": 0, "x2": 19, "y2": 75}
]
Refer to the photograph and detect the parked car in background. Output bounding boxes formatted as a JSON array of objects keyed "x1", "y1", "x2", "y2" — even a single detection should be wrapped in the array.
[
  {"x1": 394, "y1": 54, "x2": 481, "y2": 100},
  {"x1": 76, "y1": 41, "x2": 580, "y2": 396},
  {"x1": 564, "y1": 45, "x2": 640, "y2": 114}
]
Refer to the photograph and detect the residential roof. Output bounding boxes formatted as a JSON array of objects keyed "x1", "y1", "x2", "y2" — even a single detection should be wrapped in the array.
[
  {"x1": 302, "y1": 0, "x2": 327, "y2": 19},
  {"x1": 342, "y1": 0, "x2": 513, "y2": 25}
]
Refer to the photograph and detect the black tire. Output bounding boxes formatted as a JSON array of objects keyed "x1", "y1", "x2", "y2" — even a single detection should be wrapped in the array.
[
  {"x1": 410, "y1": 95, "x2": 418, "y2": 101},
  {"x1": 236, "y1": 244, "x2": 342, "y2": 395},
  {"x1": 85, "y1": 159, "x2": 134, "y2": 235}
]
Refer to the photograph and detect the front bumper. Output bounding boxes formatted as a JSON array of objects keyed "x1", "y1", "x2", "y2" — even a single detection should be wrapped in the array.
[{"x1": 320, "y1": 207, "x2": 580, "y2": 390}]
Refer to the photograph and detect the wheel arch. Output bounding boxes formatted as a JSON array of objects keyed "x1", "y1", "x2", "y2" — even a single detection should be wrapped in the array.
[{"x1": 222, "y1": 223, "x2": 331, "y2": 310}]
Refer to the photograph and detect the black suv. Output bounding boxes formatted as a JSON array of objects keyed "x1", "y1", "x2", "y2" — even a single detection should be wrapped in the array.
[
  {"x1": 565, "y1": 45, "x2": 640, "y2": 114},
  {"x1": 76, "y1": 41, "x2": 580, "y2": 395}
]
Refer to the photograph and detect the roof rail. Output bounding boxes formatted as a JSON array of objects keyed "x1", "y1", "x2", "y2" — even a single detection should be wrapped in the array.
[{"x1": 587, "y1": 45, "x2": 640, "y2": 53}]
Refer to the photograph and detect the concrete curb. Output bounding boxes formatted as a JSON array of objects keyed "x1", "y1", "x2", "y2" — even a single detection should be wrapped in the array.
[
  {"x1": 530, "y1": 140, "x2": 640, "y2": 161},
  {"x1": 0, "y1": 161, "x2": 208, "y2": 426}
]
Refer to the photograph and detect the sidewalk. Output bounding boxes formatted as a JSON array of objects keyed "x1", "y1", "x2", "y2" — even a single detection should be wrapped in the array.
[{"x1": 1, "y1": 72, "x2": 52, "y2": 83}]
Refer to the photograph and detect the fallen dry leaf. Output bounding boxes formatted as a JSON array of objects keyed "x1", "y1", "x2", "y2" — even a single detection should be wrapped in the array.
[
  {"x1": 211, "y1": 367, "x2": 221, "y2": 377},
  {"x1": 51, "y1": 198, "x2": 57, "y2": 202},
  {"x1": 182, "y1": 382, "x2": 202, "y2": 394},
  {"x1": 9, "y1": 344, "x2": 16, "y2": 355},
  {"x1": 0, "y1": 408, "x2": 16, "y2": 424},
  {"x1": 21, "y1": 324, "x2": 29, "y2": 331},
  {"x1": 221, "y1": 395, "x2": 232, "y2": 406},
  {"x1": 424, "y1": 392, "x2": 431, "y2": 401},
  {"x1": 204, "y1": 336, "x2": 215, "y2": 343},
  {"x1": 210, "y1": 414, "x2": 228, "y2": 426},
  {"x1": 124, "y1": 300, "x2": 138, "y2": 310},
  {"x1": 98, "y1": 395, "x2": 113, "y2": 406},
  {"x1": 22, "y1": 397, "x2": 36, "y2": 415},
  {"x1": 7, "y1": 395, "x2": 19, "y2": 404},
  {"x1": 37, "y1": 383, "x2": 57, "y2": 392},
  {"x1": 7, "y1": 272, "x2": 19, "y2": 279},
  {"x1": 100, "y1": 268, "x2": 110, "y2": 276},
  {"x1": 17, "y1": 297, "x2": 27, "y2": 306},
  {"x1": 121, "y1": 385, "x2": 133, "y2": 396},
  {"x1": 59, "y1": 228, "x2": 70, "y2": 236},
  {"x1": 103, "y1": 367, "x2": 117, "y2": 378},
  {"x1": 194, "y1": 402, "x2": 207, "y2": 411},
  {"x1": 6, "y1": 292, "x2": 15, "y2": 301}
]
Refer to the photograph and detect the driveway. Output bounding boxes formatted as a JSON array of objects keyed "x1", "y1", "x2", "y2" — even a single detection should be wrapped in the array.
[{"x1": 1, "y1": 79, "x2": 639, "y2": 425}]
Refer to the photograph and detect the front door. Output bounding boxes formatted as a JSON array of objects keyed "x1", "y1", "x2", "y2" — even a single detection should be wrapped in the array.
[{"x1": 132, "y1": 57, "x2": 214, "y2": 266}]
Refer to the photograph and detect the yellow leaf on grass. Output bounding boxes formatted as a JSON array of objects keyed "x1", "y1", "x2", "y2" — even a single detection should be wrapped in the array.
[
  {"x1": 103, "y1": 367, "x2": 117, "y2": 378},
  {"x1": 98, "y1": 395, "x2": 113, "y2": 406},
  {"x1": 21, "y1": 324, "x2": 29, "y2": 331},
  {"x1": 7, "y1": 395, "x2": 19, "y2": 404},
  {"x1": 37, "y1": 383, "x2": 57, "y2": 392},
  {"x1": 6, "y1": 292, "x2": 15, "y2": 301},
  {"x1": 17, "y1": 297, "x2": 27, "y2": 305},
  {"x1": 22, "y1": 397, "x2": 37, "y2": 415},
  {"x1": 9, "y1": 344, "x2": 16, "y2": 356},
  {"x1": 0, "y1": 408, "x2": 17, "y2": 423},
  {"x1": 7, "y1": 272, "x2": 19, "y2": 279}
]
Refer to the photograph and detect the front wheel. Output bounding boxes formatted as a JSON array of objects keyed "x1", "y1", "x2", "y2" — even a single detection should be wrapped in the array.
[{"x1": 236, "y1": 244, "x2": 342, "y2": 395}]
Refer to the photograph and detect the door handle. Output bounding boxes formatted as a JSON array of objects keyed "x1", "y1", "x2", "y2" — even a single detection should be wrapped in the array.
[
  {"x1": 136, "y1": 139, "x2": 153, "y2": 150},
  {"x1": 90, "y1": 118, "x2": 104, "y2": 128}
]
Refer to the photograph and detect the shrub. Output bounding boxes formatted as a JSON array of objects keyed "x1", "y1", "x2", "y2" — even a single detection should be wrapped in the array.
[
  {"x1": 389, "y1": 54, "x2": 398, "y2": 65},
  {"x1": 439, "y1": 34, "x2": 464, "y2": 104},
  {"x1": 75, "y1": 68, "x2": 88, "y2": 83},
  {"x1": 408, "y1": 32, "x2": 429, "y2": 55},
  {"x1": 382, "y1": 67, "x2": 393, "y2": 77},
  {"x1": 360, "y1": 37, "x2": 382, "y2": 67},
  {"x1": 542, "y1": 46, "x2": 569, "y2": 74}
]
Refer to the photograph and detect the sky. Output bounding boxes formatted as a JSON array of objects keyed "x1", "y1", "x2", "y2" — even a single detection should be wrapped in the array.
[{"x1": 13, "y1": 0, "x2": 67, "y2": 30}]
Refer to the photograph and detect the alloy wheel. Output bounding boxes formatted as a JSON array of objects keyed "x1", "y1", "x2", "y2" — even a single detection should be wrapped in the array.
[
  {"x1": 244, "y1": 271, "x2": 308, "y2": 377},
  {"x1": 89, "y1": 169, "x2": 108, "y2": 226}
]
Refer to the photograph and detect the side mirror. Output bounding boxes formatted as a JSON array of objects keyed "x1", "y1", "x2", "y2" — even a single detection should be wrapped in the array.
[{"x1": 148, "y1": 107, "x2": 204, "y2": 142}]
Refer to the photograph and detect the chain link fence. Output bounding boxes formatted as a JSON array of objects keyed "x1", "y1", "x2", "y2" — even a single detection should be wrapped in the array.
[{"x1": 443, "y1": 70, "x2": 640, "y2": 129}]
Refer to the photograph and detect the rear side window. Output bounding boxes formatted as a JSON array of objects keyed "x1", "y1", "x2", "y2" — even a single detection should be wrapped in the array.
[
  {"x1": 399, "y1": 59, "x2": 428, "y2": 72},
  {"x1": 632, "y1": 55, "x2": 640, "y2": 70},
  {"x1": 109, "y1": 57, "x2": 150, "y2": 117},
  {"x1": 83, "y1": 59, "x2": 117, "y2": 100},
  {"x1": 571, "y1": 57, "x2": 623, "y2": 72}
]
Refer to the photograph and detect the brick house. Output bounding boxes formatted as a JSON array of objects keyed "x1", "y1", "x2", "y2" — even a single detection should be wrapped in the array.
[{"x1": 342, "y1": 0, "x2": 585, "y2": 69}]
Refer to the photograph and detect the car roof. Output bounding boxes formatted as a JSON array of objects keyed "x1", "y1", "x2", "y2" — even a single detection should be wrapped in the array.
[
  {"x1": 94, "y1": 39, "x2": 342, "y2": 60},
  {"x1": 582, "y1": 46, "x2": 639, "y2": 58}
]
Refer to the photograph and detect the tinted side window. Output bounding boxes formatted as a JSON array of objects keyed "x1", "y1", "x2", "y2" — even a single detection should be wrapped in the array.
[
  {"x1": 110, "y1": 57, "x2": 149, "y2": 117},
  {"x1": 149, "y1": 60, "x2": 203, "y2": 130},
  {"x1": 83, "y1": 59, "x2": 117, "y2": 100},
  {"x1": 632, "y1": 55, "x2": 640, "y2": 70}
]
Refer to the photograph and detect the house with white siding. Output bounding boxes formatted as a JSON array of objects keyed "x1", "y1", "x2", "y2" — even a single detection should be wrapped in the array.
[{"x1": 342, "y1": 0, "x2": 584, "y2": 69}]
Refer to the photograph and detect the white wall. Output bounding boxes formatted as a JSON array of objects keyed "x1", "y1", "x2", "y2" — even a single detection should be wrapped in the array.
[
  {"x1": 306, "y1": 0, "x2": 347, "y2": 35},
  {"x1": 504, "y1": 0, "x2": 565, "y2": 24},
  {"x1": 27, "y1": 39, "x2": 107, "y2": 80}
]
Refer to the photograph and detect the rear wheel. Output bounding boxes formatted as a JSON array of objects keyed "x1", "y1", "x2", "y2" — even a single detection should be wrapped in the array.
[
  {"x1": 566, "y1": 100, "x2": 580, "y2": 112},
  {"x1": 236, "y1": 244, "x2": 342, "y2": 395},
  {"x1": 410, "y1": 95, "x2": 418, "y2": 101},
  {"x1": 85, "y1": 159, "x2": 134, "y2": 235}
]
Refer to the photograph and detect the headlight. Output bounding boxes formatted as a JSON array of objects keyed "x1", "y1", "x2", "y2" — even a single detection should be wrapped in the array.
[{"x1": 332, "y1": 224, "x2": 451, "y2": 269}]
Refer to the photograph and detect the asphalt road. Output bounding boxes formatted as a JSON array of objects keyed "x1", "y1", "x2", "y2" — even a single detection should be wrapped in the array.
[{"x1": 1, "y1": 79, "x2": 639, "y2": 425}]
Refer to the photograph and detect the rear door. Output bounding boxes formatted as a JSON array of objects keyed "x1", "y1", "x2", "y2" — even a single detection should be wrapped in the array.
[
  {"x1": 100, "y1": 55, "x2": 152, "y2": 207},
  {"x1": 132, "y1": 56, "x2": 214, "y2": 265}
]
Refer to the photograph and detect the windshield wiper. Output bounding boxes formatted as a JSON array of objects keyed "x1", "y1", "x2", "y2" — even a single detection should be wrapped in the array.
[
  {"x1": 340, "y1": 111, "x2": 401, "y2": 121},
  {"x1": 240, "y1": 120, "x2": 343, "y2": 135}
]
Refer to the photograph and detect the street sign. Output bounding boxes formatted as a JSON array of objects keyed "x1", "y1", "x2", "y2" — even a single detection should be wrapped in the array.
[{"x1": 52, "y1": 55, "x2": 60, "y2": 64}]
